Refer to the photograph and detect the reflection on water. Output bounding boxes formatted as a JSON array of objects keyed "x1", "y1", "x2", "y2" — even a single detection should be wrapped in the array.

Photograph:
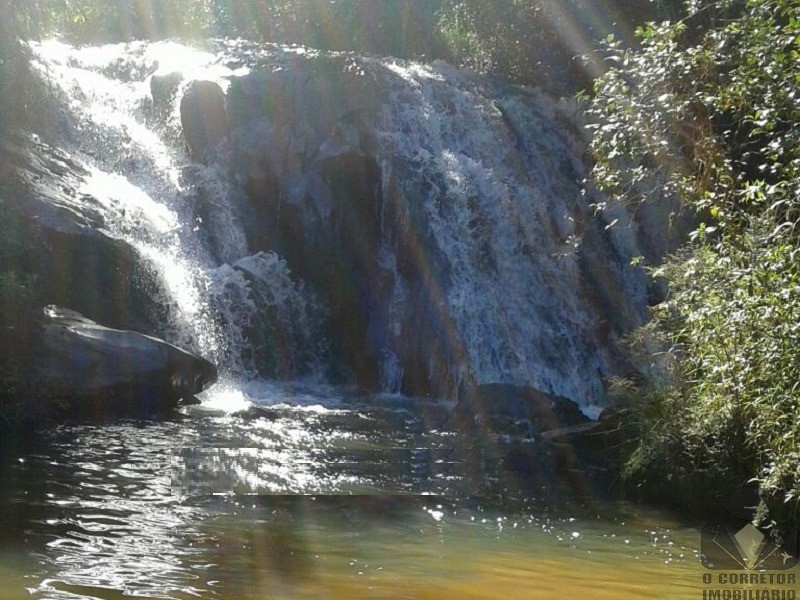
[{"x1": 0, "y1": 386, "x2": 714, "y2": 599}]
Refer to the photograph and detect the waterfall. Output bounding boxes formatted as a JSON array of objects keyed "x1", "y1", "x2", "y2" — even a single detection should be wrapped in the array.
[
  {"x1": 28, "y1": 39, "x2": 656, "y2": 411},
  {"x1": 30, "y1": 40, "x2": 322, "y2": 381},
  {"x1": 352, "y1": 55, "x2": 650, "y2": 407},
  {"x1": 369, "y1": 59, "x2": 639, "y2": 405}
]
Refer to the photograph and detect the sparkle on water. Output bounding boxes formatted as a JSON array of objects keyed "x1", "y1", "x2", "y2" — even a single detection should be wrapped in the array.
[{"x1": 0, "y1": 387, "x2": 716, "y2": 600}]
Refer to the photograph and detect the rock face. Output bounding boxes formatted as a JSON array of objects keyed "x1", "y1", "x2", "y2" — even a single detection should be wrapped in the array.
[
  {"x1": 220, "y1": 62, "x2": 398, "y2": 390},
  {"x1": 201, "y1": 55, "x2": 679, "y2": 407},
  {"x1": 448, "y1": 383, "x2": 623, "y2": 505},
  {"x1": 180, "y1": 80, "x2": 228, "y2": 162},
  {"x1": 0, "y1": 135, "x2": 217, "y2": 423},
  {"x1": 36, "y1": 306, "x2": 217, "y2": 417},
  {"x1": 1, "y1": 135, "x2": 165, "y2": 334}
]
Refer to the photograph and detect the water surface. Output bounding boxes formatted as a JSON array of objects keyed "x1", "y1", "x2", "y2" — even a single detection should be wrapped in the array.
[{"x1": 0, "y1": 385, "x2": 716, "y2": 599}]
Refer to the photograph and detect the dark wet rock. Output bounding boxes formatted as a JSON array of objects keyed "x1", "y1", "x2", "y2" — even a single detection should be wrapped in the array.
[
  {"x1": 180, "y1": 80, "x2": 228, "y2": 163},
  {"x1": 455, "y1": 383, "x2": 590, "y2": 435},
  {"x1": 225, "y1": 63, "x2": 455, "y2": 394},
  {"x1": 0, "y1": 134, "x2": 164, "y2": 333},
  {"x1": 498, "y1": 438, "x2": 616, "y2": 508},
  {"x1": 39, "y1": 228, "x2": 164, "y2": 333},
  {"x1": 451, "y1": 385, "x2": 624, "y2": 504},
  {"x1": 227, "y1": 66, "x2": 391, "y2": 387},
  {"x1": 150, "y1": 71, "x2": 183, "y2": 112},
  {"x1": 36, "y1": 306, "x2": 217, "y2": 417},
  {"x1": 534, "y1": 406, "x2": 625, "y2": 499},
  {"x1": 229, "y1": 252, "x2": 324, "y2": 379},
  {"x1": 0, "y1": 135, "x2": 216, "y2": 425}
]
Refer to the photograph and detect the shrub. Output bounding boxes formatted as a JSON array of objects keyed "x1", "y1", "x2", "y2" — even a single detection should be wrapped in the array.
[{"x1": 588, "y1": 0, "x2": 800, "y2": 518}]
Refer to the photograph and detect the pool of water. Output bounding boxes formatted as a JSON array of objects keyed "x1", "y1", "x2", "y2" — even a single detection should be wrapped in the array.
[{"x1": 0, "y1": 383, "x2": 751, "y2": 599}]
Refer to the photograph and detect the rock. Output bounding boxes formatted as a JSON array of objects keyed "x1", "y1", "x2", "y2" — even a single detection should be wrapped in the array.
[
  {"x1": 0, "y1": 136, "x2": 216, "y2": 425},
  {"x1": 448, "y1": 384, "x2": 619, "y2": 505},
  {"x1": 35, "y1": 306, "x2": 217, "y2": 418},
  {"x1": 150, "y1": 71, "x2": 183, "y2": 112},
  {"x1": 226, "y1": 64, "x2": 431, "y2": 391},
  {"x1": 452, "y1": 385, "x2": 622, "y2": 504},
  {"x1": 180, "y1": 80, "x2": 228, "y2": 163},
  {"x1": 1, "y1": 134, "x2": 164, "y2": 333},
  {"x1": 456, "y1": 383, "x2": 589, "y2": 434},
  {"x1": 229, "y1": 85, "x2": 390, "y2": 386}
]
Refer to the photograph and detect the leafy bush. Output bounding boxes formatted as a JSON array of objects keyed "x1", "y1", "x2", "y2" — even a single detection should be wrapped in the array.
[{"x1": 588, "y1": 0, "x2": 800, "y2": 517}]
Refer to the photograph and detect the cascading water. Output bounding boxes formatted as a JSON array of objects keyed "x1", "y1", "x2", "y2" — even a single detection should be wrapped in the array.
[
  {"x1": 30, "y1": 40, "x2": 322, "y2": 386},
  {"x1": 370, "y1": 59, "x2": 645, "y2": 407},
  {"x1": 207, "y1": 43, "x2": 652, "y2": 410},
  {"x1": 28, "y1": 38, "x2": 656, "y2": 412}
]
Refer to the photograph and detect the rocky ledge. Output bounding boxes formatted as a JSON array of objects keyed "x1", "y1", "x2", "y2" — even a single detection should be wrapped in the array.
[
  {"x1": 1, "y1": 306, "x2": 218, "y2": 426},
  {"x1": 35, "y1": 306, "x2": 217, "y2": 419}
]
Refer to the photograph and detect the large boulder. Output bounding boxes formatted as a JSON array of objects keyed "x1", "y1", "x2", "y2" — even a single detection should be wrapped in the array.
[
  {"x1": 35, "y1": 306, "x2": 217, "y2": 418},
  {"x1": 0, "y1": 136, "x2": 217, "y2": 425},
  {"x1": 453, "y1": 384, "x2": 620, "y2": 505},
  {"x1": 180, "y1": 80, "x2": 228, "y2": 163},
  {"x1": 224, "y1": 65, "x2": 405, "y2": 389}
]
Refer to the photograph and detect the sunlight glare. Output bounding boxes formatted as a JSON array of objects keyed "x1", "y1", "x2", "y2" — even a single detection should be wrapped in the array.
[{"x1": 197, "y1": 380, "x2": 253, "y2": 413}]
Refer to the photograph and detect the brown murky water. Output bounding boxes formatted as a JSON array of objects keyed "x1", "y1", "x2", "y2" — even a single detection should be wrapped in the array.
[{"x1": 0, "y1": 385, "x2": 792, "y2": 599}]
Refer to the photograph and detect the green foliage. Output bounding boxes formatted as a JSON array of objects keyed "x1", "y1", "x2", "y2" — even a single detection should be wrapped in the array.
[
  {"x1": 3, "y1": 0, "x2": 447, "y2": 57},
  {"x1": 3, "y1": 1, "x2": 665, "y2": 90},
  {"x1": 588, "y1": 0, "x2": 800, "y2": 516},
  {"x1": 437, "y1": 0, "x2": 664, "y2": 91},
  {"x1": 2, "y1": 0, "x2": 208, "y2": 42},
  {"x1": 662, "y1": 226, "x2": 800, "y2": 498},
  {"x1": 437, "y1": 0, "x2": 548, "y2": 80}
]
